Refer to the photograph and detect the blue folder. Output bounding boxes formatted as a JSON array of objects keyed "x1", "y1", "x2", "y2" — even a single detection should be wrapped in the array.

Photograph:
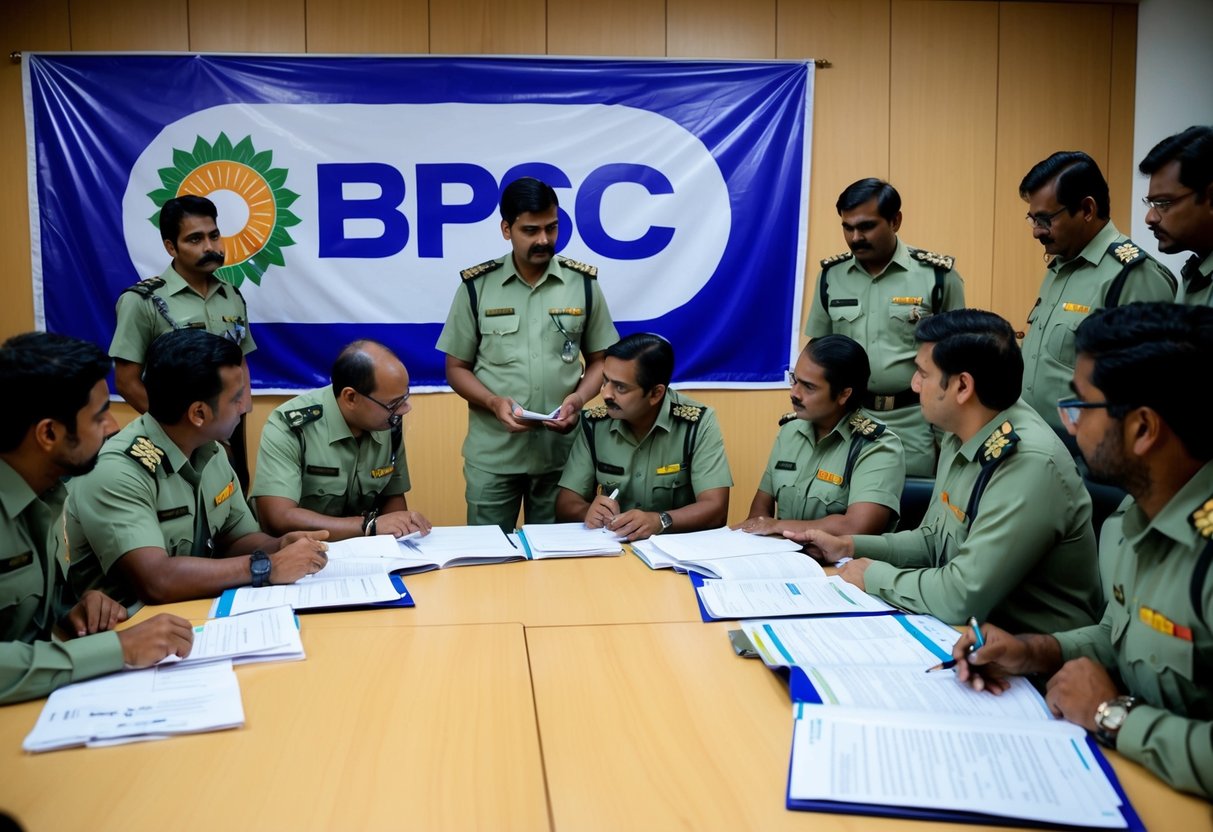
[{"x1": 213, "y1": 574, "x2": 414, "y2": 617}]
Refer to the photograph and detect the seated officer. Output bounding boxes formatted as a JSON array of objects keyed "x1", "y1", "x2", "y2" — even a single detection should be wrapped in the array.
[
  {"x1": 788, "y1": 309, "x2": 1101, "y2": 634},
  {"x1": 63, "y1": 329, "x2": 329, "y2": 611},
  {"x1": 739, "y1": 335, "x2": 904, "y2": 538},
  {"x1": 1, "y1": 333, "x2": 191, "y2": 704},
  {"x1": 252, "y1": 340, "x2": 431, "y2": 540},
  {"x1": 953, "y1": 303, "x2": 1213, "y2": 799},
  {"x1": 555, "y1": 333, "x2": 731, "y2": 541}
]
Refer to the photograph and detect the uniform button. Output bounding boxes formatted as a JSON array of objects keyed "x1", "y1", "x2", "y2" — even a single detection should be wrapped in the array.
[
  {"x1": 1149, "y1": 654, "x2": 1158, "y2": 666},
  {"x1": 635, "y1": 473, "x2": 642, "y2": 479},
  {"x1": 532, "y1": 353, "x2": 539, "y2": 359}
]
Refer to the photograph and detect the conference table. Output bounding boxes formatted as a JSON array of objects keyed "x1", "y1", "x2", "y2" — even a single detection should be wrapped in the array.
[{"x1": 1, "y1": 552, "x2": 1209, "y2": 831}]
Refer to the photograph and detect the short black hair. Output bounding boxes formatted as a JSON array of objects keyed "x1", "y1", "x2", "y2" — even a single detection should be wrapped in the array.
[
  {"x1": 1139, "y1": 126, "x2": 1213, "y2": 204},
  {"x1": 605, "y1": 333, "x2": 673, "y2": 393},
  {"x1": 805, "y1": 335, "x2": 870, "y2": 412},
  {"x1": 1019, "y1": 151, "x2": 1110, "y2": 219},
  {"x1": 1075, "y1": 302, "x2": 1213, "y2": 460},
  {"x1": 144, "y1": 329, "x2": 243, "y2": 425},
  {"x1": 0, "y1": 332, "x2": 111, "y2": 452},
  {"x1": 914, "y1": 309, "x2": 1022, "y2": 411},
  {"x1": 331, "y1": 339, "x2": 396, "y2": 397},
  {"x1": 836, "y1": 178, "x2": 901, "y2": 221},
  {"x1": 159, "y1": 195, "x2": 218, "y2": 243},
  {"x1": 500, "y1": 178, "x2": 558, "y2": 226}
]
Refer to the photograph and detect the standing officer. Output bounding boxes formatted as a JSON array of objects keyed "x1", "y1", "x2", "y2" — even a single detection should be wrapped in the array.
[
  {"x1": 64, "y1": 330, "x2": 328, "y2": 612},
  {"x1": 437, "y1": 178, "x2": 618, "y2": 531},
  {"x1": 555, "y1": 333, "x2": 731, "y2": 541},
  {"x1": 110, "y1": 195, "x2": 256, "y2": 490},
  {"x1": 739, "y1": 335, "x2": 904, "y2": 538},
  {"x1": 1, "y1": 332, "x2": 192, "y2": 705},
  {"x1": 787, "y1": 310, "x2": 1101, "y2": 634},
  {"x1": 805, "y1": 178, "x2": 965, "y2": 477},
  {"x1": 953, "y1": 303, "x2": 1212, "y2": 800},
  {"x1": 252, "y1": 340, "x2": 431, "y2": 540},
  {"x1": 1138, "y1": 126, "x2": 1213, "y2": 305},
  {"x1": 1018, "y1": 151, "x2": 1175, "y2": 434}
]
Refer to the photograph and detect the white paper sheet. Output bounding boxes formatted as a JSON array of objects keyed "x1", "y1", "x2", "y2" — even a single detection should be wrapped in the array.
[
  {"x1": 742, "y1": 615, "x2": 958, "y2": 667},
  {"x1": 225, "y1": 573, "x2": 402, "y2": 615},
  {"x1": 165, "y1": 605, "x2": 303, "y2": 666},
  {"x1": 648, "y1": 526, "x2": 804, "y2": 562},
  {"x1": 697, "y1": 576, "x2": 892, "y2": 618},
  {"x1": 520, "y1": 522, "x2": 624, "y2": 558}
]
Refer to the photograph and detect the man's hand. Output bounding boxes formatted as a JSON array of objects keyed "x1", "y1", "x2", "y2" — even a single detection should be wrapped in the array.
[
  {"x1": 490, "y1": 396, "x2": 533, "y2": 433},
  {"x1": 953, "y1": 623, "x2": 1035, "y2": 694},
  {"x1": 270, "y1": 535, "x2": 329, "y2": 584},
  {"x1": 542, "y1": 394, "x2": 583, "y2": 434},
  {"x1": 375, "y1": 510, "x2": 433, "y2": 537},
  {"x1": 735, "y1": 516, "x2": 784, "y2": 536},
  {"x1": 116, "y1": 614, "x2": 194, "y2": 667},
  {"x1": 585, "y1": 493, "x2": 620, "y2": 529},
  {"x1": 609, "y1": 510, "x2": 663, "y2": 542},
  {"x1": 279, "y1": 529, "x2": 331, "y2": 548},
  {"x1": 1045, "y1": 658, "x2": 1119, "y2": 731},
  {"x1": 781, "y1": 528, "x2": 854, "y2": 563},
  {"x1": 836, "y1": 558, "x2": 873, "y2": 590},
  {"x1": 65, "y1": 590, "x2": 128, "y2": 637}
]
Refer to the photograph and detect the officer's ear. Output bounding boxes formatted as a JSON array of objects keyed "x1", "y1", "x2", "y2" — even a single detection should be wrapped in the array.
[
  {"x1": 1126, "y1": 406, "x2": 1163, "y2": 457},
  {"x1": 30, "y1": 418, "x2": 60, "y2": 453},
  {"x1": 952, "y1": 371, "x2": 977, "y2": 406},
  {"x1": 188, "y1": 400, "x2": 210, "y2": 428},
  {"x1": 501, "y1": 219, "x2": 512, "y2": 241},
  {"x1": 836, "y1": 386, "x2": 854, "y2": 409},
  {"x1": 162, "y1": 237, "x2": 177, "y2": 258},
  {"x1": 336, "y1": 386, "x2": 359, "y2": 407},
  {"x1": 889, "y1": 211, "x2": 903, "y2": 234},
  {"x1": 1078, "y1": 196, "x2": 1098, "y2": 222},
  {"x1": 646, "y1": 383, "x2": 667, "y2": 406}
]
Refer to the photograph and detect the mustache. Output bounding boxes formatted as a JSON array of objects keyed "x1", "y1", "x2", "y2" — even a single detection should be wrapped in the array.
[
  {"x1": 197, "y1": 251, "x2": 225, "y2": 266},
  {"x1": 528, "y1": 244, "x2": 554, "y2": 258},
  {"x1": 605, "y1": 400, "x2": 621, "y2": 410},
  {"x1": 849, "y1": 242, "x2": 872, "y2": 251}
]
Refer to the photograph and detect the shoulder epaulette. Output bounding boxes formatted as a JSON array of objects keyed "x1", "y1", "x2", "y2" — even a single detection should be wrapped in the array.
[
  {"x1": 819, "y1": 251, "x2": 853, "y2": 271},
  {"x1": 122, "y1": 277, "x2": 166, "y2": 299},
  {"x1": 1191, "y1": 497, "x2": 1213, "y2": 540},
  {"x1": 1109, "y1": 240, "x2": 1144, "y2": 267},
  {"x1": 671, "y1": 403, "x2": 704, "y2": 423},
  {"x1": 284, "y1": 405, "x2": 323, "y2": 429},
  {"x1": 583, "y1": 404, "x2": 610, "y2": 420},
  {"x1": 910, "y1": 248, "x2": 956, "y2": 272},
  {"x1": 460, "y1": 260, "x2": 503, "y2": 282},
  {"x1": 778, "y1": 411, "x2": 798, "y2": 427},
  {"x1": 557, "y1": 256, "x2": 598, "y2": 279},
  {"x1": 126, "y1": 436, "x2": 166, "y2": 475},
  {"x1": 848, "y1": 412, "x2": 886, "y2": 440},
  {"x1": 980, "y1": 421, "x2": 1020, "y2": 464}
]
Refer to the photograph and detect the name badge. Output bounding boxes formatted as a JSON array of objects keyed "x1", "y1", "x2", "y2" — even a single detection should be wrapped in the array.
[
  {"x1": 597, "y1": 462, "x2": 625, "y2": 475},
  {"x1": 548, "y1": 307, "x2": 584, "y2": 316},
  {"x1": 306, "y1": 465, "x2": 340, "y2": 476},
  {"x1": 0, "y1": 552, "x2": 33, "y2": 574},
  {"x1": 370, "y1": 465, "x2": 395, "y2": 479},
  {"x1": 656, "y1": 463, "x2": 681, "y2": 475},
  {"x1": 815, "y1": 469, "x2": 843, "y2": 485},
  {"x1": 891, "y1": 296, "x2": 923, "y2": 306},
  {"x1": 157, "y1": 506, "x2": 190, "y2": 521},
  {"x1": 775, "y1": 461, "x2": 796, "y2": 471},
  {"x1": 484, "y1": 307, "x2": 515, "y2": 317},
  {"x1": 1062, "y1": 302, "x2": 1090, "y2": 313},
  {"x1": 213, "y1": 480, "x2": 236, "y2": 507},
  {"x1": 829, "y1": 299, "x2": 859, "y2": 307}
]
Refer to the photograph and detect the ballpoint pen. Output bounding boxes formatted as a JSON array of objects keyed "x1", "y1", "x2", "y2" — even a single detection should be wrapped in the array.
[{"x1": 925, "y1": 616, "x2": 984, "y2": 673}]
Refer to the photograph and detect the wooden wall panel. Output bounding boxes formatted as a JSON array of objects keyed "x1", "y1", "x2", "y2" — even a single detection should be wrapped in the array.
[
  {"x1": 668, "y1": 0, "x2": 775, "y2": 58},
  {"x1": 0, "y1": 0, "x2": 70, "y2": 340},
  {"x1": 306, "y1": 0, "x2": 429, "y2": 54},
  {"x1": 991, "y1": 2, "x2": 1114, "y2": 329},
  {"x1": 69, "y1": 0, "x2": 188, "y2": 51},
  {"x1": 778, "y1": 0, "x2": 891, "y2": 335},
  {"x1": 430, "y1": 0, "x2": 543, "y2": 55},
  {"x1": 546, "y1": 0, "x2": 666, "y2": 57},
  {"x1": 1107, "y1": 4, "x2": 1139, "y2": 232},
  {"x1": 890, "y1": 0, "x2": 999, "y2": 312},
  {"x1": 188, "y1": 0, "x2": 306, "y2": 52}
]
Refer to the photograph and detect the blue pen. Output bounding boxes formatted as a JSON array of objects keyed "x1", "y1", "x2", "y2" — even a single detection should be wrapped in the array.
[{"x1": 925, "y1": 616, "x2": 985, "y2": 673}]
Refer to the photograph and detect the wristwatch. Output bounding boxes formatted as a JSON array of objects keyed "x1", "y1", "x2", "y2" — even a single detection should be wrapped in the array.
[
  {"x1": 249, "y1": 549, "x2": 272, "y2": 588},
  {"x1": 1094, "y1": 695, "x2": 1140, "y2": 749},
  {"x1": 657, "y1": 512, "x2": 674, "y2": 534}
]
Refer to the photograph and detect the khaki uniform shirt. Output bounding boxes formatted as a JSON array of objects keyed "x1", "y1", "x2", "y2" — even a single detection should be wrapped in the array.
[
  {"x1": 109, "y1": 264, "x2": 256, "y2": 363},
  {"x1": 251, "y1": 387, "x2": 409, "y2": 517},
  {"x1": 558, "y1": 391, "x2": 732, "y2": 513},
  {"x1": 0, "y1": 460, "x2": 122, "y2": 705},
  {"x1": 63, "y1": 414, "x2": 260, "y2": 611},
  {"x1": 436, "y1": 255, "x2": 618, "y2": 475},
  {"x1": 1021, "y1": 223, "x2": 1175, "y2": 431},
  {"x1": 1053, "y1": 462, "x2": 1213, "y2": 799},
  {"x1": 758, "y1": 410, "x2": 904, "y2": 527},
  {"x1": 1179, "y1": 250, "x2": 1213, "y2": 307},
  {"x1": 854, "y1": 400, "x2": 1102, "y2": 633},
  {"x1": 804, "y1": 239, "x2": 965, "y2": 476}
]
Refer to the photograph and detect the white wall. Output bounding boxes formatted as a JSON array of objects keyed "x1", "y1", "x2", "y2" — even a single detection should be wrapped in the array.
[{"x1": 1131, "y1": 0, "x2": 1213, "y2": 277}]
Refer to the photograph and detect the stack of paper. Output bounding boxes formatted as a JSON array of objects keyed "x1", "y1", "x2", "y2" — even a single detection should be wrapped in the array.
[
  {"x1": 697, "y1": 576, "x2": 893, "y2": 620},
  {"x1": 632, "y1": 527, "x2": 825, "y2": 581},
  {"x1": 168, "y1": 605, "x2": 305, "y2": 665},
  {"x1": 23, "y1": 660, "x2": 244, "y2": 752},
  {"x1": 518, "y1": 523, "x2": 624, "y2": 559},
  {"x1": 394, "y1": 525, "x2": 525, "y2": 572},
  {"x1": 213, "y1": 573, "x2": 406, "y2": 617}
]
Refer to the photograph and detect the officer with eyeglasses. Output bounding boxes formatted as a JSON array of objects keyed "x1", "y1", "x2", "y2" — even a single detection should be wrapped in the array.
[
  {"x1": 1138, "y1": 126, "x2": 1213, "y2": 307},
  {"x1": 251, "y1": 340, "x2": 431, "y2": 540},
  {"x1": 1018, "y1": 151, "x2": 1175, "y2": 438}
]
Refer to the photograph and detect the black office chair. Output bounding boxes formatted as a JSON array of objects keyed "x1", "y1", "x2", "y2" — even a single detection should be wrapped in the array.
[
  {"x1": 898, "y1": 476, "x2": 935, "y2": 531},
  {"x1": 1085, "y1": 478, "x2": 1129, "y2": 543}
]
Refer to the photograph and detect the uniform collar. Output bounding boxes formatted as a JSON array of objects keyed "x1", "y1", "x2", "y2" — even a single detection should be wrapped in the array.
[
  {"x1": 319, "y1": 386, "x2": 390, "y2": 448},
  {"x1": 163, "y1": 263, "x2": 227, "y2": 300},
  {"x1": 497, "y1": 254, "x2": 570, "y2": 289},
  {"x1": 1122, "y1": 459, "x2": 1213, "y2": 549},
  {"x1": 789, "y1": 411, "x2": 852, "y2": 449},
  {"x1": 0, "y1": 457, "x2": 38, "y2": 520},
  {"x1": 609, "y1": 389, "x2": 678, "y2": 442},
  {"x1": 1052, "y1": 221, "x2": 1121, "y2": 272},
  {"x1": 843, "y1": 238, "x2": 910, "y2": 279},
  {"x1": 135, "y1": 413, "x2": 221, "y2": 476},
  {"x1": 957, "y1": 403, "x2": 1019, "y2": 462}
]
